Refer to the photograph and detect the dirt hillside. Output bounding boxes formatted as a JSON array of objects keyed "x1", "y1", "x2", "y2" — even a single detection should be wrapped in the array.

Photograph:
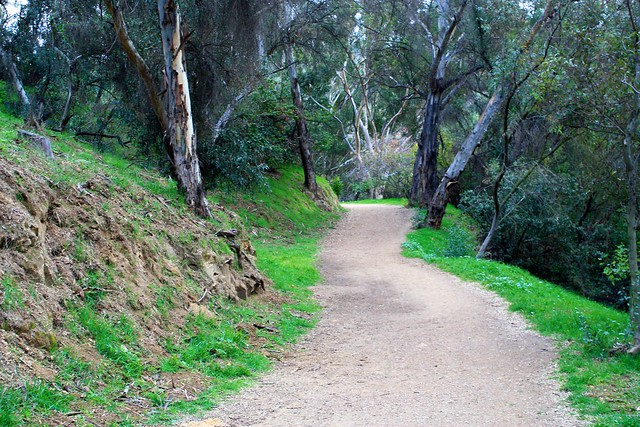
[
  {"x1": 182, "y1": 204, "x2": 585, "y2": 427},
  {"x1": 0, "y1": 154, "x2": 268, "y2": 423}
]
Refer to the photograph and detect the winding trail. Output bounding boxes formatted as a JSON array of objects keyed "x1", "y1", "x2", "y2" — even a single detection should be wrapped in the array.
[{"x1": 181, "y1": 204, "x2": 584, "y2": 427}]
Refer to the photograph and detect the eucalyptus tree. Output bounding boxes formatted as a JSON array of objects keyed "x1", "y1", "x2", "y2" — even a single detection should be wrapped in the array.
[
  {"x1": 104, "y1": 0, "x2": 210, "y2": 216},
  {"x1": 424, "y1": 0, "x2": 561, "y2": 228},
  {"x1": 402, "y1": 0, "x2": 485, "y2": 207},
  {"x1": 319, "y1": 2, "x2": 415, "y2": 198}
]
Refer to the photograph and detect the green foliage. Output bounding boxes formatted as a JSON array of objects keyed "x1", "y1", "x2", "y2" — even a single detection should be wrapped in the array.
[
  {"x1": 201, "y1": 82, "x2": 295, "y2": 190},
  {"x1": 460, "y1": 167, "x2": 626, "y2": 307},
  {"x1": 404, "y1": 206, "x2": 640, "y2": 424},
  {"x1": 329, "y1": 176, "x2": 344, "y2": 198},
  {"x1": 443, "y1": 225, "x2": 476, "y2": 258},
  {"x1": 602, "y1": 244, "x2": 631, "y2": 294}
]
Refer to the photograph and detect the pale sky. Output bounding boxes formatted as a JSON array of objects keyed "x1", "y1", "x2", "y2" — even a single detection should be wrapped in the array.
[{"x1": 6, "y1": 0, "x2": 25, "y2": 16}]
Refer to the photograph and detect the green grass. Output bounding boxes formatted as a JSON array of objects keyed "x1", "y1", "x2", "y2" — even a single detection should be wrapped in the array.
[
  {"x1": 213, "y1": 166, "x2": 341, "y2": 238},
  {"x1": 1, "y1": 275, "x2": 25, "y2": 310},
  {"x1": 149, "y1": 228, "x2": 327, "y2": 425},
  {"x1": 403, "y1": 205, "x2": 640, "y2": 426},
  {"x1": 72, "y1": 305, "x2": 144, "y2": 378},
  {"x1": 0, "y1": 381, "x2": 73, "y2": 426},
  {"x1": 0, "y1": 81, "x2": 180, "y2": 207}
]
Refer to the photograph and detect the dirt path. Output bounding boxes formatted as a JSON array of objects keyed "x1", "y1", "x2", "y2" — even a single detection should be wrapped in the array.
[{"x1": 181, "y1": 204, "x2": 584, "y2": 427}]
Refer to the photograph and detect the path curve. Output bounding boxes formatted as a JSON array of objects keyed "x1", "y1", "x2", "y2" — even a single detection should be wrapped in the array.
[{"x1": 181, "y1": 204, "x2": 584, "y2": 427}]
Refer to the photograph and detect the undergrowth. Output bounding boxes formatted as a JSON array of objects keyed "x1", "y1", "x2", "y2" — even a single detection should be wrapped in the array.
[{"x1": 403, "y1": 205, "x2": 640, "y2": 426}]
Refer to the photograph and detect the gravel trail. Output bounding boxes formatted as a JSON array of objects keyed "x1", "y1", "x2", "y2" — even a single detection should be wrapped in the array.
[{"x1": 179, "y1": 204, "x2": 584, "y2": 427}]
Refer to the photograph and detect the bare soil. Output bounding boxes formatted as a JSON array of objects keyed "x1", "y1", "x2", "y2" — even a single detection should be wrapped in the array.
[
  {"x1": 180, "y1": 204, "x2": 585, "y2": 427},
  {"x1": 0, "y1": 155, "x2": 268, "y2": 425}
]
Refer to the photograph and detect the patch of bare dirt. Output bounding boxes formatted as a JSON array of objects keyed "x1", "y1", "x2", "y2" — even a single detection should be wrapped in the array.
[
  {"x1": 180, "y1": 204, "x2": 586, "y2": 426},
  {"x1": 0, "y1": 154, "x2": 270, "y2": 424}
]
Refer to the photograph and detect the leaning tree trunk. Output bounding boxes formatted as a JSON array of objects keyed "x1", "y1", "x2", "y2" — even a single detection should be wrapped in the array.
[
  {"x1": 0, "y1": 46, "x2": 31, "y2": 118},
  {"x1": 424, "y1": 0, "x2": 557, "y2": 229},
  {"x1": 424, "y1": 88, "x2": 505, "y2": 228},
  {"x1": 410, "y1": 89, "x2": 443, "y2": 207},
  {"x1": 158, "y1": 0, "x2": 211, "y2": 217},
  {"x1": 104, "y1": 0, "x2": 173, "y2": 163},
  {"x1": 284, "y1": 39, "x2": 317, "y2": 194},
  {"x1": 476, "y1": 168, "x2": 504, "y2": 258}
]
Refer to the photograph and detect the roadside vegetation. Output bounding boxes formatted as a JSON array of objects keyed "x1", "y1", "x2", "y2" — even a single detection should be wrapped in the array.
[
  {"x1": 0, "y1": 88, "x2": 340, "y2": 425},
  {"x1": 403, "y1": 204, "x2": 640, "y2": 426}
]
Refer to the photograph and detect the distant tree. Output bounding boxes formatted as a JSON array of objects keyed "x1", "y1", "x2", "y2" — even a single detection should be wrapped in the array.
[{"x1": 280, "y1": 0, "x2": 320, "y2": 194}]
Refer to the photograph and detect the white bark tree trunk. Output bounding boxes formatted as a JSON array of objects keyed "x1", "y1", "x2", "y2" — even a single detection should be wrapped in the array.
[{"x1": 158, "y1": 0, "x2": 211, "y2": 217}]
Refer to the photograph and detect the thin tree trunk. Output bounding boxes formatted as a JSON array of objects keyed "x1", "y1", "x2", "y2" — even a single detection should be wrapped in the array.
[
  {"x1": 58, "y1": 78, "x2": 74, "y2": 131},
  {"x1": 158, "y1": 0, "x2": 211, "y2": 217},
  {"x1": 410, "y1": 90, "x2": 443, "y2": 207},
  {"x1": 476, "y1": 169, "x2": 504, "y2": 258},
  {"x1": 476, "y1": 137, "x2": 566, "y2": 258},
  {"x1": 284, "y1": 40, "x2": 317, "y2": 194},
  {"x1": 53, "y1": 48, "x2": 79, "y2": 131},
  {"x1": 0, "y1": 46, "x2": 31, "y2": 117}
]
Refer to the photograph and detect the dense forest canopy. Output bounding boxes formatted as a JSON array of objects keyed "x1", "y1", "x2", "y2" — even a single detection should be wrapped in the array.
[{"x1": 2, "y1": 0, "x2": 640, "y2": 351}]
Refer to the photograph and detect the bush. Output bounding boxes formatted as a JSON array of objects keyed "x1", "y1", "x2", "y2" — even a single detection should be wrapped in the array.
[
  {"x1": 460, "y1": 166, "x2": 626, "y2": 306},
  {"x1": 329, "y1": 176, "x2": 344, "y2": 198},
  {"x1": 200, "y1": 82, "x2": 295, "y2": 189}
]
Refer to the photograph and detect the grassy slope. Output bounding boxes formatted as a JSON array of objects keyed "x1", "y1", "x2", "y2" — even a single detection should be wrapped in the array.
[
  {"x1": 0, "y1": 82, "x2": 340, "y2": 426},
  {"x1": 404, "y1": 205, "x2": 640, "y2": 426}
]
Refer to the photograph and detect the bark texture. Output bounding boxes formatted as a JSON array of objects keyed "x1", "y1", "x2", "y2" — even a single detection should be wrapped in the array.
[
  {"x1": 408, "y1": 0, "x2": 469, "y2": 207},
  {"x1": 425, "y1": 87, "x2": 505, "y2": 228},
  {"x1": 106, "y1": 0, "x2": 210, "y2": 217},
  {"x1": 158, "y1": 0, "x2": 211, "y2": 217},
  {"x1": 104, "y1": 0, "x2": 172, "y2": 160},
  {"x1": 410, "y1": 90, "x2": 443, "y2": 207}
]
